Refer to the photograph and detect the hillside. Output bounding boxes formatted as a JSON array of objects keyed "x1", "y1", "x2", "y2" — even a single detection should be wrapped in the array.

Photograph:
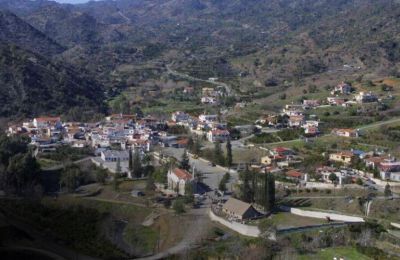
[
  {"x1": 0, "y1": 1, "x2": 398, "y2": 83},
  {"x1": 0, "y1": 43, "x2": 106, "y2": 119},
  {"x1": 0, "y1": 0, "x2": 399, "y2": 117},
  {"x1": 0, "y1": 10, "x2": 64, "y2": 56}
]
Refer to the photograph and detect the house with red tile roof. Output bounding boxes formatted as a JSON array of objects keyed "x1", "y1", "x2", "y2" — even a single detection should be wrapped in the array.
[{"x1": 167, "y1": 168, "x2": 194, "y2": 195}]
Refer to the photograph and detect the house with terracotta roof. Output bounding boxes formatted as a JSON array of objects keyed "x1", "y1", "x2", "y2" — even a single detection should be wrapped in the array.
[
  {"x1": 364, "y1": 156, "x2": 389, "y2": 169},
  {"x1": 167, "y1": 168, "x2": 194, "y2": 195},
  {"x1": 285, "y1": 169, "x2": 303, "y2": 180},
  {"x1": 329, "y1": 151, "x2": 355, "y2": 165}
]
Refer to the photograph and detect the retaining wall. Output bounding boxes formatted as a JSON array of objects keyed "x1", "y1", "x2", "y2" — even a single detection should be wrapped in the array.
[
  {"x1": 208, "y1": 209, "x2": 260, "y2": 237},
  {"x1": 284, "y1": 207, "x2": 364, "y2": 223}
]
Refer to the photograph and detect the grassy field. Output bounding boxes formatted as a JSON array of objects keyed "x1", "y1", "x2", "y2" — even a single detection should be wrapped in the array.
[
  {"x1": 269, "y1": 212, "x2": 328, "y2": 229},
  {"x1": 298, "y1": 247, "x2": 371, "y2": 260}
]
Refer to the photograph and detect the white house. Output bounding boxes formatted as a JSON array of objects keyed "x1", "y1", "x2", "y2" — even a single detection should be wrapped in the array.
[
  {"x1": 33, "y1": 116, "x2": 62, "y2": 129},
  {"x1": 379, "y1": 161, "x2": 400, "y2": 181},
  {"x1": 355, "y1": 92, "x2": 378, "y2": 103},
  {"x1": 207, "y1": 129, "x2": 230, "y2": 143},
  {"x1": 167, "y1": 168, "x2": 193, "y2": 195},
  {"x1": 331, "y1": 82, "x2": 352, "y2": 95},
  {"x1": 331, "y1": 128, "x2": 359, "y2": 138},
  {"x1": 199, "y1": 114, "x2": 218, "y2": 123},
  {"x1": 201, "y1": 96, "x2": 219, "y2": 104}
]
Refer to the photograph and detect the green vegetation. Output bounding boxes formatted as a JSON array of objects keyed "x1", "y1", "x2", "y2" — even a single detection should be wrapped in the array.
[
  {"x1": 0, "y1": 135, "x2": 41, "y2": 196},
  {"x1": 298, "y1": 247, "x2": 371, "y2": 260},
  {"x1": 249, "y1": 128, "x2": 304, "y2": 144},
  {"x1": 0, "y1": 199, "x2": 126, "y2": 258},
  {"x1": 123, "y1": 224, "x2": 157, "y2": 254}
]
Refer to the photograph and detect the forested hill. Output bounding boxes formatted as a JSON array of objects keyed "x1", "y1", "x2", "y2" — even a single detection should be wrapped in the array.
[
  {"x1": 0, "y1": 10, "x2": 65, "y2": 56},
  {"x1": 0, "y1": 44, "x2": 106, "y2": 120}
]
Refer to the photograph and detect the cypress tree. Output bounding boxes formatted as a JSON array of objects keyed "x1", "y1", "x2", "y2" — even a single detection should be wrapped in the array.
[{"x1": 226, "y1": 138, "x2": 233, "y2": 167}]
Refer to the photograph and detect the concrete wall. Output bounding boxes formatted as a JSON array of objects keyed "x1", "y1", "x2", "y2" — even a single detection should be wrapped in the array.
[
  {"x1": 391, "y1": 222, "x2": 400, "y2": 229},
  {"x1": 208, "y1": 209, "x2": 260, "y2": 237},
  {"x1": 285, "y1": 207, "x2": 364, "y2": 223},
  {"x1": 370, "y1": 177, "x2": 400, "y2": 187}
]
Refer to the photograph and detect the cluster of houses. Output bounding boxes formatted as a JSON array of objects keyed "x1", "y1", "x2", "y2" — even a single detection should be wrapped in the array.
[
  {"x1": 200, "y1": 87, "x2": 224, "y2": 105},
  {"x1": 255, "y1": 145, "x2": 400, "y2": 185},
  {"x1": 7, "y1": 114, "x2": 166, "y2": 153},
  {"x1": 171, "y1": 111, "x2": 230, "y2": 143}
]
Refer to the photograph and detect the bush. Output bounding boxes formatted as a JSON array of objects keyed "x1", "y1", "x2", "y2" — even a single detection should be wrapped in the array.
[
  {"x1": 173, "y1": 198, "x2": 185, "y2": 214},
  {"x1": 325, "y1": 189, "x2": 332, "y2": 194},
  {"x1": 312, "y1": 187, "x2": 318, "y2": 192},
  {"x1": 305, "y1": 188, "x2": 311, "y2": 193}
]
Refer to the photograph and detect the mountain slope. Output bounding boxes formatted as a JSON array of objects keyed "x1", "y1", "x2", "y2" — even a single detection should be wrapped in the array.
[
  {"x1": 0, "y1": 43, "x2": 105, "y2": 119},
  {"x1": 0, "y1": 10, "x2": 65, "y2": 56}
]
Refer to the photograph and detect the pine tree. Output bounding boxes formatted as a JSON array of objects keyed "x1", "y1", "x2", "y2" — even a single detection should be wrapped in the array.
[{"x1": 226, "y1": 138, "x2": 232, "y2": 167}]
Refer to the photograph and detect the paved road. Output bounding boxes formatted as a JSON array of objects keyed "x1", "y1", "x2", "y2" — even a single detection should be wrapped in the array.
[
  {"x1": 166, "y1": 64, "x2": 233, "y2": 96},
  {"x1": 162, "y1": 148, "x2": 238, "y2": 193}
]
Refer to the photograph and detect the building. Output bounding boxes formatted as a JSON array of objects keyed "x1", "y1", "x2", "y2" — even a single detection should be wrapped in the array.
[
  {"x1": 303, "y1": 99, "x2": 321, "y2": 108},
  {"x1": 285, "y1": 169, "x2": 303, "y2": 180},
  {"x1": 327, "y1": 97, "x2": 346, "y2": 106},
  {"x1": 379, "y1": 160, "x2": 400, "y2": 181},
  {"x1": 304, "y1": 125, "x2": 319, "y2": 136},
  {"x1": 201, "y1": 96, "x2": 219, "y2": 104},
  {"x1": 172, "y1": 111, "x2": 190, "y2": 123},
  {"x1": 183, "y1": 86, "x2": 194, "y2": 94},
  {"x1": 101, "y1": 150, "x2": 129, "y2": 162},
  {"x1": 198, "y1": 114, "x2": 218, "y2": 123},
  {"x1": 329, "y1": 151, "x2": 354, "y2": 165},
  {"x1": 355, "y1": 92, "x2": 378, "y2": 103},
  {"x1": 167, "y1": 168, "x2": 193, "y2": 195},
  {"x1": 331, "y1": 128, "x2": 359, "y2": 138},
  {"x1": 364, "y1": 156, "x2": 389, "y2": 169},
  {"x1": 33, "y1": 116, "x2": 62, "y2": 128},
  {"x1": 222, "y1": 198, "x2": 260, "y2": 221},
  {"x1": 288, "y1": 115, "x2": 305, "y2": 127},
  {"x1": 202, "y1": 87, "x2": 216, "y2": 97},
  {"x1": 207, "y1": 129, "x2": 230, "y2": 143},
  {"x1": 331, "y1": 82, "x2": 352, "y2": 95}
]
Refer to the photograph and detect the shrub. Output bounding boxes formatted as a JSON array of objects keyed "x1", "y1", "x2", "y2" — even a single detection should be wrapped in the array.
[
  {"x1": 325, "y1": 189, "x2": 332, "y2": 194},
  {"x1": 173, "y1": 198, "x2": 185, "y2": 214},
  {"x1": 312, "y1": 187, "x2": 318, "y2": 192},
  {"x1": 305, "y1": 188, "x2": 311, "y2": 193}
]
